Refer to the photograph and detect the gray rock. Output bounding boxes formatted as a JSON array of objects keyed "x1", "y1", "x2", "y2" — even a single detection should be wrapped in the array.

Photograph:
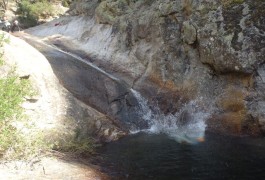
[
  {"x1": 26, "y1": 0, "x2": 265, "y2": 136},
  {"x1": 3, "y1": 33, "x2": 126, "y2": 143},
  {"x1": 21, "y1": 35, "x2": 147, "y2": 132},
  {"x1": 182, "y1": 21, "x2": 197, "y2": 45}
]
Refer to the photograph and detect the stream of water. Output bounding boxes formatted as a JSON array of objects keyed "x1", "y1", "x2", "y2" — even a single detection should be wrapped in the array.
[
  {"x1": 91, "y1": 91, "x2": 265, "y2": 179},
  {"x1": 130, "y1": 90, "x2": 209, "y2": 144}
]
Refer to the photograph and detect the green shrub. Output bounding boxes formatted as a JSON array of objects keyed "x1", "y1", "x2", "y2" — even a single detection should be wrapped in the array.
[
  {"x1": 62, "y1": 0, "x2": 72, "y2": 7},
  {"x1": 0, "y1": 74, "x2": 28, "y2": 120},
  {"x1": 0, "y1": 33, "x2": 96, "y2": 159},
  {"x1": 0, "y1": 70, "x2": 35, "y2": 157},
  {"x1": 16, "y1": 0, "x2": 54, "y2": 27},
  {"x1": 221, "y1": 0, "x2": 244, "y2": 7},
  {"x1": 0, "y1": 34, "x2": 36, "y2": 158},
  {"x1": 52, "y1": 138, "x2": 97, "y2": 155}
]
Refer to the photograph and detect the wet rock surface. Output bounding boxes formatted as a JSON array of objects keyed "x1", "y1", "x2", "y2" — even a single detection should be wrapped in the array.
[
  {"x1": 26, "y1": 0, "x2": 265, "y2": 136},
  {"x1": 20, "y1": 34, "x2": 147, "y2": 132},
  {"x1": 4, "y1": 32, "x2": 126, "y2": 144}
]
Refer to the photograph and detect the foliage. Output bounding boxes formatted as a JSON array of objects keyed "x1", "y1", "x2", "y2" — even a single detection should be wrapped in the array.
[
  {"x1": 62, "y1": 0, "x2": 72, "y2": 7},
  {"x1": 0, "y1": 127, "x2": 49, "y2": 160},
  {"x1": 221, "y1": 0, "x2": 244, "y2": 7},
  {"x1": 0, "y1": 75, "x2": 35, "y2": 157},
  {"x1": 0, "y1": 0, "x2": 7, "y2": 9},
  {"x1": 0, "y1": 34, "x2": 6, "y2": 65},
  {"x1": 16, "y1": 0, "x2": 54, "y2": 27},
  {"x1": 0, "y1": 73, "x2": 33, "y2": 121},
  {"x1": 0, "y1": 33, "x2": 38, "y2": 159},
  {"x1": 0, "y1": 33, "x2": 96, "y2": 160},
  {"x1": 46, "y1": 127, "x2": 98, "y2": 156},
  {"x1": 0, "y1": 123, "x2": 15, "y2": 157},
  {"x1": 0, "y1": 0, "x2": 8, "y2": 16},
  {"x1": 52, "y1": 137, "x2": 97, "y2": 155}
]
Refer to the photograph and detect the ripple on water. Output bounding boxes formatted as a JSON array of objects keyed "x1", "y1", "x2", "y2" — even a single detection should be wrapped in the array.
[{"x1": 93, "y1": 132, "x2": 265, "y2": 180}]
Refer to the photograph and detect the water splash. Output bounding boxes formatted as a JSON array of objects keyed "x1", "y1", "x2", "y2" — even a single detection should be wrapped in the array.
[{"x1": 131, "y1": 89, "x2": 210, "y2": 144}]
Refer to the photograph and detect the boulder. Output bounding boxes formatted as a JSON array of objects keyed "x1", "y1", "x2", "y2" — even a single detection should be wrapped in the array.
[{"x1": 2, "y1": 32, "x2": 126, "y2": 142}]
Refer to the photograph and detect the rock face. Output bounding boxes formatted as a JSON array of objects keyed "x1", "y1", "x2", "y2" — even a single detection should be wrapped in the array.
[
  {"x1": 20, "y1": 34, "x2": 147, "y2": 132},
  {"x1": 2, "y1": 33, "x2": 126, "y2": 142},
  {"x1": 26, "y1": 0, "x2": 265, "y2": 136}
]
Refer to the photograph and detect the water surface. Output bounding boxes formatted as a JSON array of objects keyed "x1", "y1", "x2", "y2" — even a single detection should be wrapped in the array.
[{"x1": 93, "y1": 132, "x2": 265, "y2": 180}]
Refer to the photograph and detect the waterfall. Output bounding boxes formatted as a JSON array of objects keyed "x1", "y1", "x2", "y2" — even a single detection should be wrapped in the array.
[{"x1": 131, "y1": 89, "x2": 210, "y2": 144}]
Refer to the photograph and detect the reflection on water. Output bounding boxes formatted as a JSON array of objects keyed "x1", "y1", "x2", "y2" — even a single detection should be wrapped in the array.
[{"x1": 92, "y1": 132, "x2": 265, "y2": 180}]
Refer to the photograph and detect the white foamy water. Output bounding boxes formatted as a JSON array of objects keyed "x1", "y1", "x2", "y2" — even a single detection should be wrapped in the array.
[{"x1": 131, "y1": 90, "x2": 210, "y2": 143}]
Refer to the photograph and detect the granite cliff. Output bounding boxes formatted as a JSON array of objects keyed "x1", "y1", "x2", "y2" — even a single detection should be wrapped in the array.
[{"x1": 25, "y1": 0, "x2": 265, "y2": 136}]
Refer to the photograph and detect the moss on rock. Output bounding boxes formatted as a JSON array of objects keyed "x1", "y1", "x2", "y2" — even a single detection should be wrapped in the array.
[{"x1": 221, "y1": 0, "x2": 244, "y2": 7}]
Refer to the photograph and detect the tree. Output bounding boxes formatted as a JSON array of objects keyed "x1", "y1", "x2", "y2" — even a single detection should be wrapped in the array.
[
  {"x1": 0, "y1": 0, "x2": 8, "y2": 13},
  {"x1": 0, "y1": 0, "x2": 8, "y2": 16}
]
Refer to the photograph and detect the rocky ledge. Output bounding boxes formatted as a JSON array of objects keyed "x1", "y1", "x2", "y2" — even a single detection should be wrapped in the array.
[{"x1": 23, "y1": 0, "x2": 264, "y2": 136}]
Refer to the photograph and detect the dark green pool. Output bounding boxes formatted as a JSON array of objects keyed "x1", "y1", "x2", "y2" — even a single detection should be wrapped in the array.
[{"x1": 92, "y1": 132, "x2": 265, "y2": 180}]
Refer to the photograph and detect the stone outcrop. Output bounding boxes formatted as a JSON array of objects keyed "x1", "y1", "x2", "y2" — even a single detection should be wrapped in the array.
[
  {"x1": 26, "y1": 0, "x2": 265, "y2": 136},
  {"x1": 19, "y1": 34, "x2": 147, "y2": 132},
  {"x1": 2, "y1": 32, "x2": 125, "y2": 142}
]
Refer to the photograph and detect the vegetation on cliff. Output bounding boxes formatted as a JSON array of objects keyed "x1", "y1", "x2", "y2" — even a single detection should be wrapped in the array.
[
  {"x1": 0, "y1": 33, "x2": 96, "y2": 160},
  {"x1": 16, "y1": 0, "x2": 55, "y2": 27},
  {"x1": 0, "y1": 34, "x2": 39, "y2": 159},
  {"x1": 0, "y1": 0, "x2": 69, "y2": 28}
]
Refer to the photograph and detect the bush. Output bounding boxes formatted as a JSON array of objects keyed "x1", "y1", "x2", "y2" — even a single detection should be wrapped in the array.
[
  {"x1": 0, "y1": 34, "x2": 96, "y2": 159},
  {"x1": 221, "y1": 0, "x2": 244, "y2": 7},
  {"x1": 0, "y1": 68, "x2": 35, "y2": 158},
  {"x1": 62, "y1": 0, "x2": 72, "y2": 7},
  {"x1": 0, "y1": 73, "x2": 31, "y2": 120},
  {"x1": 0, "y1": 34, "x2": 36, "y2": 159},
  {"x1": 16, "y1": 0, "x2": 54, "y2": 27}
]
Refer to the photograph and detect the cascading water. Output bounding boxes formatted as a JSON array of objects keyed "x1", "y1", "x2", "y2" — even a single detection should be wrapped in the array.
[
  {"x1": 94, "y1": 90, "x2": 265, "y2": 180},
  {"x1": 131, "y1": 89, "x2": 210, "y2": 143}
]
